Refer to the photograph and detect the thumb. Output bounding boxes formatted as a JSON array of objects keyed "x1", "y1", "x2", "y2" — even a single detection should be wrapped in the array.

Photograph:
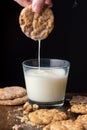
[{"x1": 32, "y1": 0, "x2": 45, "y2": 13}]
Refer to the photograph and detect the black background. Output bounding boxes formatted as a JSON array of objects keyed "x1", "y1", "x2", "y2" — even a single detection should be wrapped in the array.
[{"x1": 1, "y1": 0, "x2": 87, "y2": 93}]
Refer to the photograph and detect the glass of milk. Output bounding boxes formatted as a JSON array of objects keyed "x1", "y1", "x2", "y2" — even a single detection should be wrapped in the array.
[{"x1": 22, "y1": 59, "x2": 70, "y2": 107}]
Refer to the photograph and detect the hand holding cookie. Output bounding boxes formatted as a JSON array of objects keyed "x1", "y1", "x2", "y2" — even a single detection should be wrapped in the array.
[{"x1": 14, "y1": 0, "x2": 53, "y2": 13}]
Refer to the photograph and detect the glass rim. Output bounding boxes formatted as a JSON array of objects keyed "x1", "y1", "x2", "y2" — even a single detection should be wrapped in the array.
[{"x1": 22, "y1": 58, "x2": 70, "y2": 69}]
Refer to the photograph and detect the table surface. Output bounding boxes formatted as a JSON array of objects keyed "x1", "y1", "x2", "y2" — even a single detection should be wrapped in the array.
[{"x1": 0, "y1": 93, "x2": 87, "y2": 130}]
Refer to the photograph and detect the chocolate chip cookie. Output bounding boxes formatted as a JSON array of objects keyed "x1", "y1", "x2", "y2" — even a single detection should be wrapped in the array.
[
  {"x1": 43, "y1": 120, "x2": 84, "y2": 130},
  {"x1": 76, "y1": 114, "x2": 87, "y2": 130},
  {"x1": 0, "y1": 86, "x2": 27, "y2": 100},
  {"x1": 19, "y1": 4, "x2": 54, "y2": 40},
  {"x1": 69, "y1": 95, "x2": 87, "y2": 114},
  {"x1": 29, "y1": 109, "x2": 67, "y2": 125},
  {"x1": 0, "y1": 95, "x2": 28, "y2": 105},
  {"x1": 70, "y1": 95, "x2": 87, "y2": 105}
]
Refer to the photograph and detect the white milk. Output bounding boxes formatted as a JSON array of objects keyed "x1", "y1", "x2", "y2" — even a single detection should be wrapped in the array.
[{"x1": 24, "y1": 68, "x2": 68, "y2": 102}]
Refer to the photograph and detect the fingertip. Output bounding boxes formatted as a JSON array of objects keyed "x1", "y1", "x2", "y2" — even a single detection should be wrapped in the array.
[
  {"x1": 32, "y1": 0, "x2": 44, "y2": 13},
  {"x1": 32, "y1": 7, "x2": 41, "y2": 13}
]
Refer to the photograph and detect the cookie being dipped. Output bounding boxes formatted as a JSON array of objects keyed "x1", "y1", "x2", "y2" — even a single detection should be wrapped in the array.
[{"x1": 19, "y1": 4, "x2": 54, "y2": 40}]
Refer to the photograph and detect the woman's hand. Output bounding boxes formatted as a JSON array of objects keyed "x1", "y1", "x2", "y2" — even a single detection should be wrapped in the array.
[{"x1": 14, "y1": 0, "x2": 53, "y2": 12}]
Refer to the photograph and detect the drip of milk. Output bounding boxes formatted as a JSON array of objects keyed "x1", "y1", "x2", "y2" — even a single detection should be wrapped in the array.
[{"x1": 38, "y1": 40, "x2": 41, "y2": 69}]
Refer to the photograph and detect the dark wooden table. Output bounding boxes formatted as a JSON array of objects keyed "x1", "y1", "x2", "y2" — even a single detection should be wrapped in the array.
[
  {"x1": 0, "y1": 105, "x2": 23, "y2": 130},
  {"x1": 0, "y1": 93, "x2": 87, "y2": 130}
]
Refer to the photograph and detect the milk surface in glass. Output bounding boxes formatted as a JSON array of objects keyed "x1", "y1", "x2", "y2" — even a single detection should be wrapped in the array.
[{"x1": 24, "y1": 68, "x2": 68, "y2": 103}]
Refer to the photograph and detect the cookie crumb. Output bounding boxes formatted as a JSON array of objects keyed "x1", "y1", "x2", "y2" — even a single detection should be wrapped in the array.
[{"x1": 33, "y1": 104, "x2": 39, "y2": 110}]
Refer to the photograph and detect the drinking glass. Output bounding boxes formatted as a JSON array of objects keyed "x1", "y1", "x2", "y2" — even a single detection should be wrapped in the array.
[{"x1": 22, "y1": 59, "x2": 70, "y2": 107}]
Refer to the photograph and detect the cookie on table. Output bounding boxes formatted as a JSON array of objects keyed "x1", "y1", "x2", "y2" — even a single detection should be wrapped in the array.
[
  {"x1": 28, "y1": 109, "x2": 67, "y2": 125},
  {"x1": 43, "y1": 119, "x2": 84, "y2": 130},
  {"x1": 70, "y1": 104, "x2": 87, "y2": 114},
  {"x1": 0, "y1": 86, "x2": 27, "y2": 100},
  {"x1": 75, "y1": 114, "x2": 87, "y2": 130},
  {"x1": 0, "y1": 95, "x2": 28, "y2": 105},
  {"x1": 19, "y1": 4, "x2": 54, "y2": 40},
  {"x1": 69, "y1": 95, "x2": 87, "y2": 114},
  {"x1": 70, "y1": 95, "x2": 87, "y2": 105}
]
